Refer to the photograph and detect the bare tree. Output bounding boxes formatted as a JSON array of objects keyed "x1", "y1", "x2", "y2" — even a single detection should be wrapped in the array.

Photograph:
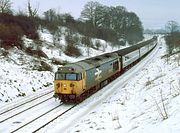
[
  {"x1": 165, "y1": 20, "x2": 179, "y2": 34},
  {"x1": 165, "y1": 21, "x2": 180, "y2": 55},
  {"x1": 27, "y1": 0, "x2": 38, "y2": 17},
  {"x1": 80, "y1": 1, "x2": 101, "y2": 26},
  {"x1": 43, "y1": 9, "x2": 57, "y2": 22},
  {"x1": 0, "y1": 0, "x2": 12, "y2": 14}
]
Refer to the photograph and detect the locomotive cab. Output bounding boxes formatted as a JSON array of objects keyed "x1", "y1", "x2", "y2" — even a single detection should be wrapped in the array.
[{"x1": 54, "y1": 66, "x2": 84, "y2": 102}]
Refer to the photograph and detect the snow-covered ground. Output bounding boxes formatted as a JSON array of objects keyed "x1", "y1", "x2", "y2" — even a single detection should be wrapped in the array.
[
  {"x1": 0, "y1": 47, "x2": 54, "y2": 104},
  {"x1": 47, "y1": 36, "x2": 180, "y2": 133}
]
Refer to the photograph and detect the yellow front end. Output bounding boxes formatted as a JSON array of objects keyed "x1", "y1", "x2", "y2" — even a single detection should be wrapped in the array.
[{"x1": 54, "y1": 79, "x2": 84, "y2": 97}]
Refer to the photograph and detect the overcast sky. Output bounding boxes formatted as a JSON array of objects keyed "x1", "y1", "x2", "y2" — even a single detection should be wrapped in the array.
[{"x1": 11, "y1": 0, "x2": 180, "y2": 29}]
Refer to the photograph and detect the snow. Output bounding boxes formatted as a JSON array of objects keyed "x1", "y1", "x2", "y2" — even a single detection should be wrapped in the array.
[
  {"x1": 0, "y1": 53, "x2": 53, "y2": 104},
  {"x1": 0, "y1": 28, "x2": 180, "y2": 133}
]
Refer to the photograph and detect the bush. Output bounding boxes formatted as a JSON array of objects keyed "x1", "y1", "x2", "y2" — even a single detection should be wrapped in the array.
[
  {"x1": 15, "y1": 15, "x2": 39, "y2": 40},
  {"x1": 33, "y1": 61, "x2": 52, "y2": 71},
  {"x1": 64, "y1": 44, "x2": 81, "y2": 57},
  {"x1": 165, "y1": 32, "x2": 180, "y2": 54},
  {"x1": 0, "y1": 23, "x2": 23, "y2": 49},
  {"x1": 0, "y1": 49, "x2": 9, "y2": 57},
  {"x1": 25, "y1": 47, "x2": 48, "y2": 58},
  {"x1": 81, "y1": 36, "x2": 92, "y2": 47},
  {"x1": 95, "y1": 40, "x2": 101, "y2": 50},
  {"x1": 51, "y1": 58, "x2": 67, "y2": 65},
  {"x1": 64, "y1": 33, "x2": 82, "y2": 57},
  {"x1": 0, "y1": 13, "x2": 39, "y2": 49},
  {"x1": 40, "y1": 61, "x2": 52, "y2": 71}
]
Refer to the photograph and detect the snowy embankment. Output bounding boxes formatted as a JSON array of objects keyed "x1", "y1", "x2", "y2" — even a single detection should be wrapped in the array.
[
  {"x1": 0, "y1": 48, "x2": 53, "y2": 104},
  {"x1": 51, "y1": 36, "x2": 180, "y2": 133},
  {"x1": 0, "y1": 27, "x2": 120, "y2": 106}
]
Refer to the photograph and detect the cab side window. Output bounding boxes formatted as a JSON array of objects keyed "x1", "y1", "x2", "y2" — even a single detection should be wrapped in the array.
[{"x1": 77, "y1": 73, "x2": 82, "y2": 80}]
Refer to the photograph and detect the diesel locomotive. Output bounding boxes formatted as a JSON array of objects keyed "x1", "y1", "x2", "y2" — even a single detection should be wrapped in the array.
[{"x1": 54, "y1": 36, "x2": 157, "y2": 103}]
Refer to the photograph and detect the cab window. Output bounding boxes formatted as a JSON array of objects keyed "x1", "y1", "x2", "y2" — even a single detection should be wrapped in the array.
[
  {"x1": 55, "y1": 73, "x2": 82, "y2": 81},
  {"x1": 66, "y1": 74, "x2": 76, "y2": 80},
  {"x1": 77, "y1": 73, "x2": 82, "y2": 80},
  {"x1": 55, "y1": 73, "x2": 65, "y2": 80}
]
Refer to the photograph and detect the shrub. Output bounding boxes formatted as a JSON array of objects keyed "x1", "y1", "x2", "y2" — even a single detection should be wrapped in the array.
[
  {"x1": 51, "y1": 58, "x2": 67, "y2": 65},
  {"x1": 64, "y1": 33, "x2": 82, "y2": 57},
  {"x1": 0, "y1": 48, "x2": 9, "y2": 57},
  {"x1": 81, "y1": 36, "x2": 92, "y2": 47},
  {"x1": 165, "y1": 32, "x2": 180, "y2": 54},
  {"x1": 0, "y1": 23, "x2": 23, "y2": 49},
  {"x1": 33, "y1": 61, "x2": 52, "y2": 71},
  {"x1": 0, "y1": 13, "x2": 40, "y2": 48},
  {"x1": 95, "y1": 40, "x2": 101, "y2": 50},
  {"x1": 64, "y1": 44, "x2": 81, "y2": 57},
  {"x1": 25, "y1": 47, "x2": 48, "y2": 58},
  {"x1": 40, "y1": 61, "x2": 52, "y2": 71}
]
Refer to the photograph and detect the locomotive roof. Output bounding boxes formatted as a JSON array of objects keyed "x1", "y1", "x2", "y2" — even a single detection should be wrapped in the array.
[
  {"x1": 80, "y1": 53, "x2": 118, "y2": 67},
  {"x1": 57, "y1": 63, "x2": 85, "y2": 73},
  {"x1": 57, "y1": 53, "x2": 119, "y2": 73}
]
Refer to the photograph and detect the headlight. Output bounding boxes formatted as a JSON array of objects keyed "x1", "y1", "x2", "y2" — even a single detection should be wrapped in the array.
[{"x1": 63, "y1": 84, "x2": 67, "y2": 87}]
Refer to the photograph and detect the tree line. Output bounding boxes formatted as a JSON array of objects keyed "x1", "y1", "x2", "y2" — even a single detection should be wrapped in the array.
[
  {"x1": 80, "y1": 1, "x2": 144, "y2": 44},
  {"x1": 0, "y1": 0, "x2": 144, "y2": 49}
]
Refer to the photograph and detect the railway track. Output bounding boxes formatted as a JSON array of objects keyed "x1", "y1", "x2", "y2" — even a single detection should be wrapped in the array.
[
  {"x1": 0, "y1": 95, "x2": 53, "y2": 123},
  {"x1": 0, "y1": 90, "x2": 56, "y2": 132},
  {"x1": 0, "y1": 88, "x2": 77, "y2": 133},
  {"x1": 0, "y1": 89, "x2": 53, "y2": 115},
  {"x1": 0, "y1": 103, "x2": 77, "y2": 133},
  {"x1": 12, "y1": 104, "x2": 77, "y2": 133},
  {"x1": 0, "y1": 89, "x2": 54, "y2": 122}
]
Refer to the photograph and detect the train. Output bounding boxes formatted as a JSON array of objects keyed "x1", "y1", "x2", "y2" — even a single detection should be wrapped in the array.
[{"x1": 53, "y1": 36, "x2": 157, "y2": 103}]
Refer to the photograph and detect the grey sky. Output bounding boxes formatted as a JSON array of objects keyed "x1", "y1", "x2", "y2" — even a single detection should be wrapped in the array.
[{"x1": 11, "y1": 0, "x2": 180, "y2": 29}]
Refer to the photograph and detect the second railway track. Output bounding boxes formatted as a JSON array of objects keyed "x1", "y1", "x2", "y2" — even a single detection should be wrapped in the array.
[
  {"x1": 0, "y1": 89, "x2": 53, "y2": 115},
  {"x1": 12, "y1": 104, "x2": 77, "y2": 133},
  {"x1": 0, "y1": 87, "x2": 77, "y2": 133}
]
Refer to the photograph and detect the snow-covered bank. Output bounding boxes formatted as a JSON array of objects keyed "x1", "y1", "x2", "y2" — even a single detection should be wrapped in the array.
[
  {"x1": 0, "y1": 47, "x2": 54, "y2": 105},
  {"x1": 0, "y1": 28, "x2": 121, "y2": 106}
]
